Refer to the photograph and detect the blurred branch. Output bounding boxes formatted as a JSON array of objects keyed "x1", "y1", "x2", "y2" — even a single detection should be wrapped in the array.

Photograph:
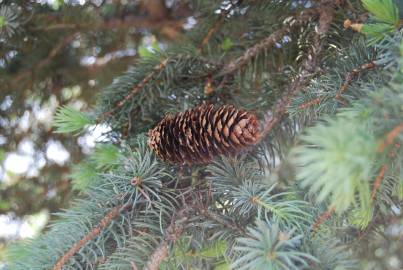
[
  {"x1": 197, "y1": 1, "x2": 240, "y2": 53},
  {"x1": 143, "y1": 208, "x2": 190, "y2": 270},
  {"x1": 371, "y1": 165, "x2": 387, "y2": 200},
  {"x1": 10, "y1": 14, "x2": 185, "y2": 88},
  {"x1": 10, "y1": 32, "x2": 78, "y2": 87},
  {"x1": 32, "y1": 15, "x2": 185, "y2": 33},
  {"x1": 311, "y1": 207, "x2": 335, "y2": 233},
  {"x1": 378, "y1": 123, "x2": 403, "y2": 152},
  {"x1": 141, "y1": 0, "x2": 169, "y2": 21}
]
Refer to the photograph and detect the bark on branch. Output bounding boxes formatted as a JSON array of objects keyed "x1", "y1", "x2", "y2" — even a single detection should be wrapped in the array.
[
  {"x1": 143, "y1": 209, "x2": 189, "y2": 270},
  {"x1": 53, "y1": 203, "x2": 130, "y2": 270}
]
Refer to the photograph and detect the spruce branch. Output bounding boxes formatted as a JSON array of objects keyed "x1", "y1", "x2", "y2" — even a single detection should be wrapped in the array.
[
  {"x1": 311, "y1": 207, "x2": 335, "y2": 233},
  {"x1": 31, "y1": 15, "x2": 185, "y2": 33},
  {"x1": 298, "y1": 97, "x2": 322, "y2": 109},
  {"x1": 296, "y1": 60, "x2": 378, "y2": 111},
  {"x1": 53, "y1": 105, "x2": 94, "y2": 134},
  {"x1": 260, "y1": 50, "x2": 316, "y2": 138},
  {"x1": 197, "y1": 0, "x2": 238, "y2": 53},
  {"x1": 294, "y1": 110, "x2": 378, "y2": 213},
  {"x1": 99, "y1": 58, "x2": 170, "y2": 122},
  {"x1": 232, "y1": 220, "x2": 317, "y2": 269},
  {"x1": 218, "y1": 3, "x2": 337, "y2": 77},
  {"x1": 310, "y1": 140, "x2": 387, "y2": 232},
  {"x1": 261, "y1": 2, "x2": 336, "y2": 138},
  {"x1": 53, "y1": 203, "x2": 131, "y2": 270},
  {"x1": 334, "y1": 61, "x2": 377, "y2": 102},
  {"x1": 370, "y1": 165, "x2": 387, "y2": 200},
  {"x1": 143, "y1": 208, "x2": 190, "y2": 270},
  {"x1": 219, "y1": 28, "x2": 283, "y2": 75},
  {"x1": 378, "y1": 123, "x2": 403, "y2": 152},
  {"x1": 305, "y1": 0, "x2": 337, "y2": 73},
  {"x1": 218, "y1": 16, "x2": 306, "y2": 76}
]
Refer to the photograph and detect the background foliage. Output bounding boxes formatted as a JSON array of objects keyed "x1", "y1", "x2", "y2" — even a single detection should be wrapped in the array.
[{"x1": 0, "y1": 0, "x2": 191, "y2": 242}]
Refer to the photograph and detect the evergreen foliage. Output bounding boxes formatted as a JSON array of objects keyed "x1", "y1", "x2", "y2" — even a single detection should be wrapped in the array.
[
  {"x1": 5, "y1": 0, "x2": 403, "y2": 269},
  {"x1": 53, "y1": 106, "x2": 94, "y2": 135},
  {"x1": 0, "y1": 0, "x2": 190, "y2": 219}
]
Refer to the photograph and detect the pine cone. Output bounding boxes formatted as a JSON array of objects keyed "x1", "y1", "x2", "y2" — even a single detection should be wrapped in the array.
[{"x1": 148, "y1": 104, "x2": 260, "y2": 164}]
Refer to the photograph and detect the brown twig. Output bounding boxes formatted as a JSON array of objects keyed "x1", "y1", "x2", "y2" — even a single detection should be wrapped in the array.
[
  {"x1": 197, "y1": 2, "x2": 236, "y2": 53},
  {"x1": 334, "y1": 61, "x2": 376, "y2": 101},
  {"x1": 370, "y1": 124, "x2": 403, "y2": 200},
  {"x1": 218, "y1": 5, "x2": 329, "y2": 77},
  {"x1": 305, "y1": 1, "x2": 336, "y2": 73},
  {"x1": 378, "y1": 123, "x2": 403, "y2": 152},
  {"x1": 92, "y1": 257, "x2": 107, "y2": 267},
  {"x1": 222, "y1": 4, "x2": 335, "y2": 138},
  {"x1": 53, "y1": 203, "x2": 130, "y2": 270},
  {"x1": 298, "y1": 97, "x2": 322, "y2": 109},
  {"x1": 311, "y1": 207, "x2": 335, "y2": 233},
  {"x1": 219, "y1": 25, "x2": 297, "y2": 76},
  {"x1": 143, "y1": 209, "x2": 189, "y2": 270},
  {"x1": 260, "y1": 29, "x2": 321, "y2": 134},
  {"x1": 198, "y1": 21, "x2": 224, "y2": 52},
  {"x1": 297, "y1": 60, "x2": 377, "y2": 111},
  {"x1": 370, "y1": 165, "x2": 387, "y2": 200}
]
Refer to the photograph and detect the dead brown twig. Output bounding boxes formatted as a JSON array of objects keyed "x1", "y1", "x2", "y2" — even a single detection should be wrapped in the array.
[{"x1": 298, "y1": 97, "x2": 322, "y2": 109}]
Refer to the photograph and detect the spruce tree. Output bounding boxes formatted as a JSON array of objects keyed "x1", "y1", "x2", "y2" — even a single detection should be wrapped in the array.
[{"x1": 6, "y1": 0, "x2": 403, "y2": 269}]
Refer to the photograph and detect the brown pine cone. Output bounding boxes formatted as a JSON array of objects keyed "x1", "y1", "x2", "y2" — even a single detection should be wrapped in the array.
[{"x1": 147, "y1": 104, "x2": 260, "y2": 164}]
